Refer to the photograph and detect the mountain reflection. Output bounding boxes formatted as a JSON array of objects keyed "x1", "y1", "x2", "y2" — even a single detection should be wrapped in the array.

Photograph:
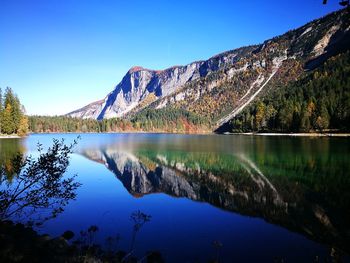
[{"x1": 79, "y1": 144, "x2": 350, "y2": 254}]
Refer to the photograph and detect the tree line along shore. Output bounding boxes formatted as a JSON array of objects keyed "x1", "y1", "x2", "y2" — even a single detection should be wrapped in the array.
[{"x1": 2, "y1": 52, "x2": 349, "y2": 137}]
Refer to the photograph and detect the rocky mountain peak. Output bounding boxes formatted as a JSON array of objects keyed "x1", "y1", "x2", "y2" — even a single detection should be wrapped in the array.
[
  {"x1": 128, "y1": 66, "x2": 150, "y2": 73},
  {"x1": 67, "y1": 8, "x2": 350, "y2": 123}
]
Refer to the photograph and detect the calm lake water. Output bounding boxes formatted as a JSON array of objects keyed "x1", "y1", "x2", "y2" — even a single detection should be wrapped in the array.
[{"x1": 1, "y1": 133, "x2": 350, "y2": 262}]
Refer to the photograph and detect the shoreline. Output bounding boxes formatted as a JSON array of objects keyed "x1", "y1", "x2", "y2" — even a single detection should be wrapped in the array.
[
  {"x1": 28, "y1": 130, "x2": 213, "y2": 136},
  {"x1": 0, "y1": 130, "x2": 347, "y2": 138},
  {"x1": 25, "y1": 131, "x2": 350, "y2": 137},
  {"x1": 225, "y1": 132, "x2": 350, "y2": 137},
  {"x1": 0, "y1": 134, "x2": 22, "y2": 139}
]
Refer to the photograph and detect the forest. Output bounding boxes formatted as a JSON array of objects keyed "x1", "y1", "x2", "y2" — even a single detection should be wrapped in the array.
[
  {"x1": 0, "y1": 88, "x2": 28, "y2": 136},
  {"x1": 10, "y1": 51, "x2": 350, "y2": 135},
  {"x1": 227, "y1": 51, "x2": 350, "y2": 133},
  {"x1": 28, "y1": 107, "x2": 210, "y2": 133}
]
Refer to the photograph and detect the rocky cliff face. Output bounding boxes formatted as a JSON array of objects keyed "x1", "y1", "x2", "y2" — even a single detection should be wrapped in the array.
[
  {"x1": 68, "y1": 46, "x2": 254, "y2": 120},
  {"x1": 68, "y1": 8, "x2": 350, "y2": 127}
]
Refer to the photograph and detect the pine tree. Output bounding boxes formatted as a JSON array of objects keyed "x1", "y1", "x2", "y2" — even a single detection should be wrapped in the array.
[
  {"x1": 315, "y1": 104, "x2": 330, "y2": 131},
  {"x1": 3, "y1": 87, "x2": 22, "y2": 134},
  {"x1": 255, "y1": 101, "x2": 266, "y2": 131},
  {"x1": 300, "y1": 106, "x2": 311, "y2": 132},
  {"x1": 2, "y1": 103, "x2": 14, "y2": 134},
  {"x1": 12, "y1": 95, "x2": 22, "y2": 133},
  {"x1": 0, "y1": 88, "x2": 3, "y2": 132}
]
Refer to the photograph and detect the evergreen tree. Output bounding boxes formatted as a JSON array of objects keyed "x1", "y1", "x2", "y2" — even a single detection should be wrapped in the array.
[
  {"x1": 255, "y1": 101, "x2": 266, "y2": 131},
  {"x1": 0, "y1": 87, "x2": 27, "y2": 136},
  {"x1": 2, "y1": 103, "x2": 14, "y2": 134},
  {"x1": 0, "y1": 88, "x2": 3, "y2": 132},
  {"x1": 315, "y1": 104, "x2": 330, "y2": 131}
]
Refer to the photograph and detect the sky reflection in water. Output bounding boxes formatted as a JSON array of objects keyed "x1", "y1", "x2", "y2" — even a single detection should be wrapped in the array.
[{"x1": 2, "y1": 133, "x2": 349, "y2": 262}]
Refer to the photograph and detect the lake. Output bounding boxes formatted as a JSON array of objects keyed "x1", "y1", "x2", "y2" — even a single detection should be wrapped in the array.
[{"x1": 1, "y1": 133, "x2": 350, "y2": 262}]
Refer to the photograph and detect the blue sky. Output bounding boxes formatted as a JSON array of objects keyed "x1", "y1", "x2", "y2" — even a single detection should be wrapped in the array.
[{"x1": 0, "y1": 0, "x2": 342, "y2": 115}]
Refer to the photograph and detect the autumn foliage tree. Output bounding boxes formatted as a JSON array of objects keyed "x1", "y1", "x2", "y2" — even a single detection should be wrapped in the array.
[{"x1": 0, "y1": 87, "x2": 28, "y2": 136}]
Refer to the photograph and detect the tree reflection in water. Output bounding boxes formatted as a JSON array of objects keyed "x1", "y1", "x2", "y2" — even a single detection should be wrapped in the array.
[
  {"x1": 0, "y1": 137, "x2": 161, "y2": 262},
  {"x1": 0, "y1": 138, "x2": 25, "y2": 181},
  {"x1": 0, "y1": 214, "x2": 163, "y2": 263},
  {"x1": 74, "y1": 211, "x2": 153, "y2": 262},
  {"x1": 0, "y1": 138, "x2": 81, "y2": 225}
]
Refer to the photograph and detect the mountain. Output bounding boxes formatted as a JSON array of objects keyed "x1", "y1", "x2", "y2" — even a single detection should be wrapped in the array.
[
  {"x1": 79, "y1": 147, "x2": 350, "y2": 253},
  {"x1": 67, "y1": 8, "x2": 350, "y2": 132},
  {"x1": 68, "y1": 46, "x2": 255, "y2": 120}
]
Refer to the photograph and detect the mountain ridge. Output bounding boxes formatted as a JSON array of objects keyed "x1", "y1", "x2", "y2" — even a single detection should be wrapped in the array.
[
  {"x1": 68, "y1": 45, "x2": 254, "y2": 120},
  {"x1": 67, "y1": 8, "x2": 350, "y2": 132}
]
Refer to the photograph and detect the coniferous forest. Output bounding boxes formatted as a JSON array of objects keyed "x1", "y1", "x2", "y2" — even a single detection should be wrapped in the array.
[
  {"x1": 27, "y1": 52, "x2": 350, "y2": 134},
  {"x1": 5, "y1": 51, "x2": 350, "y2": 135},
  {"x1": 28, "y1": 107, "x2": 211, "y2": 134},
  {"x1": 227, "y1": 51, "x2": 350, "y2": 133},
  {"x1": 0, "y1": 88, "x2": 28, "y2": 136}
]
